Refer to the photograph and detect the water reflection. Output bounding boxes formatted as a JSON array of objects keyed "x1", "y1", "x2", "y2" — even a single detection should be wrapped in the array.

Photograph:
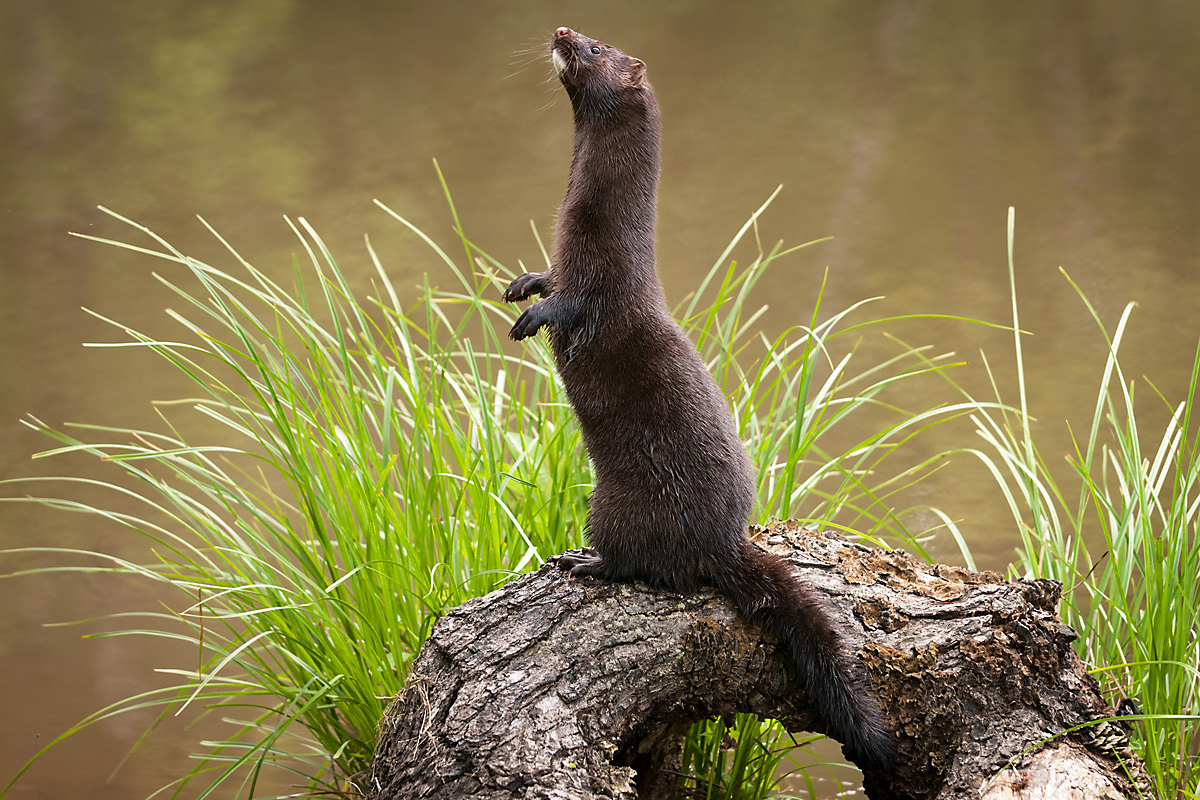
[{"x1": 3, "y1": 2, "x2": 1198, "y2": 796}]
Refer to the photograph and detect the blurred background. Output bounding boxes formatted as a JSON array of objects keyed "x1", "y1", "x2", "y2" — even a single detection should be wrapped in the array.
[{"x1": 2, "y1": 1, "x2": 1199, "y2": 797}]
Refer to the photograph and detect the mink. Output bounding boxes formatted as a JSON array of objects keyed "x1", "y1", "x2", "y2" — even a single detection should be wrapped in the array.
[{"x1": 503, "y1": 26, "x2": 894, "y2": 772}]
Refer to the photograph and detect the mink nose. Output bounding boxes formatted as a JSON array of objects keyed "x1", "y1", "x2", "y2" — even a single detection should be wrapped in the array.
[{"x1": 555, "y1": 27, "x2": 571, "y2": 38}]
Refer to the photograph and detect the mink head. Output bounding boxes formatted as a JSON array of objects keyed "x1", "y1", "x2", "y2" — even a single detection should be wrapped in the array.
[{"x1": 550, "y1": 27, "x2": 650, "y2": 118}]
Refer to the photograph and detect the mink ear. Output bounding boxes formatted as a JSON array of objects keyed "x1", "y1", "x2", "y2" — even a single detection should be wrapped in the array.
[{"x1": 627, "y1": 58, "x2": 646, "y2": 88}]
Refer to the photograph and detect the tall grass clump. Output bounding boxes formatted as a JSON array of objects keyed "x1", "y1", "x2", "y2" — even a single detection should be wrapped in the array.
[
  {"x1": 934, "y1": 210, "x2": 1200, "y2": 799},
  {"x1": 1, "y1": 178, "x2": 986, "y2": 799}
]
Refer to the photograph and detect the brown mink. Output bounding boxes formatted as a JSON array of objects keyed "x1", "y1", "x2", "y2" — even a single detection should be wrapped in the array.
[{"x1": 503, "y1": 26, "x2": 894, "y2": 772}]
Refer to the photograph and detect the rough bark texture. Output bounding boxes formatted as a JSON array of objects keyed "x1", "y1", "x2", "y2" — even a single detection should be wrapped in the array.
[{"x1": 367, "y1": 521, "x2": 1148, "y2": 800}]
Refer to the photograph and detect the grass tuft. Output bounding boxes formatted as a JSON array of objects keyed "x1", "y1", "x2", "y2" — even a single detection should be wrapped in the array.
[
  {"x1": 942, "y1": 209, "x2": 1200, "y2": 798},
  {"x1": 3, "y1": 191, "x2": 1195, "y2": 798}
]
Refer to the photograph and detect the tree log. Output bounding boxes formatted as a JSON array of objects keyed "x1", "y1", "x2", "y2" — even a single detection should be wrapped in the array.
[{"x1": 367, "y1": 521, "x2": 1148, "y2": 799}]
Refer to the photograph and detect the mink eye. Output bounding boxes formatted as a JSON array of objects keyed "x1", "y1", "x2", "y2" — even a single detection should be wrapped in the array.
[{"x1": 590, "y1": 46, "x2": 601, "y2": 54}]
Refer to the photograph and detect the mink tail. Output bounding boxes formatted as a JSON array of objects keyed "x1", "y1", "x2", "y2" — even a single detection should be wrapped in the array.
[{"x1": 712, "y1": 540, "x2": 895, "y2": 772}]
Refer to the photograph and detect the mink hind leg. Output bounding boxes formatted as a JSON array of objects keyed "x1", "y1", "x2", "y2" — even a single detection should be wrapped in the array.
[
  {"x1": 555, "y1": 547, "x2": 611, "y2": 579},
  {"x1": 555, "y1": 482, "x2": 691, "y2": 588}
]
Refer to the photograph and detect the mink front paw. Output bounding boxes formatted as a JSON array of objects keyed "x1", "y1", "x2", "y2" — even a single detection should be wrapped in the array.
[
  {"x1": 503, "y1": 272, "x2": 549, "y2": 303},
  {"x1": 510, "y1": 302, "x2": 552, "y2": 340}
]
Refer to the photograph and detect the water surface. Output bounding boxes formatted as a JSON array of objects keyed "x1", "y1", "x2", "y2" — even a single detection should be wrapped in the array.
[{"x1": 3, "y1": 1, "x2": 1199, "y2": 795}]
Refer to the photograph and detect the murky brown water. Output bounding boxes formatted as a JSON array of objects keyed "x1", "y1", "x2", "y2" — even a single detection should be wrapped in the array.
[{"x1": 3, "y1": 1, "x2": 1199, "y2": 796}]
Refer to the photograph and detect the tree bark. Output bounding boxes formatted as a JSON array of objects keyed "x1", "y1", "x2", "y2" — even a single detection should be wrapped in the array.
[{"x1": 367, "y1": 521, "x2": 1149, "y2": 800}]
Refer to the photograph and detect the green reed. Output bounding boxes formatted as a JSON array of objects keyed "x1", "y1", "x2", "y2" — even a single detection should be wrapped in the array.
[
  {"x1": 5, "y1": 185, "x2": 1192, "y2": 799},
  {"x1": 1, "y1": 178, "x2": 971, "y2": 798},
  {"x1": 936, "y1": 210, "x2": 1200, "y2": 799},
  {"x1": 3, "y1": 178, "x2": 590, "y2": 796}
]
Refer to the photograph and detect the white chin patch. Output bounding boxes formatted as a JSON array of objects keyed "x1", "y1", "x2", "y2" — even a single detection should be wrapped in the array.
[{"x1": 551, "y1": 49, "x2": 567, "y2": 75}]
